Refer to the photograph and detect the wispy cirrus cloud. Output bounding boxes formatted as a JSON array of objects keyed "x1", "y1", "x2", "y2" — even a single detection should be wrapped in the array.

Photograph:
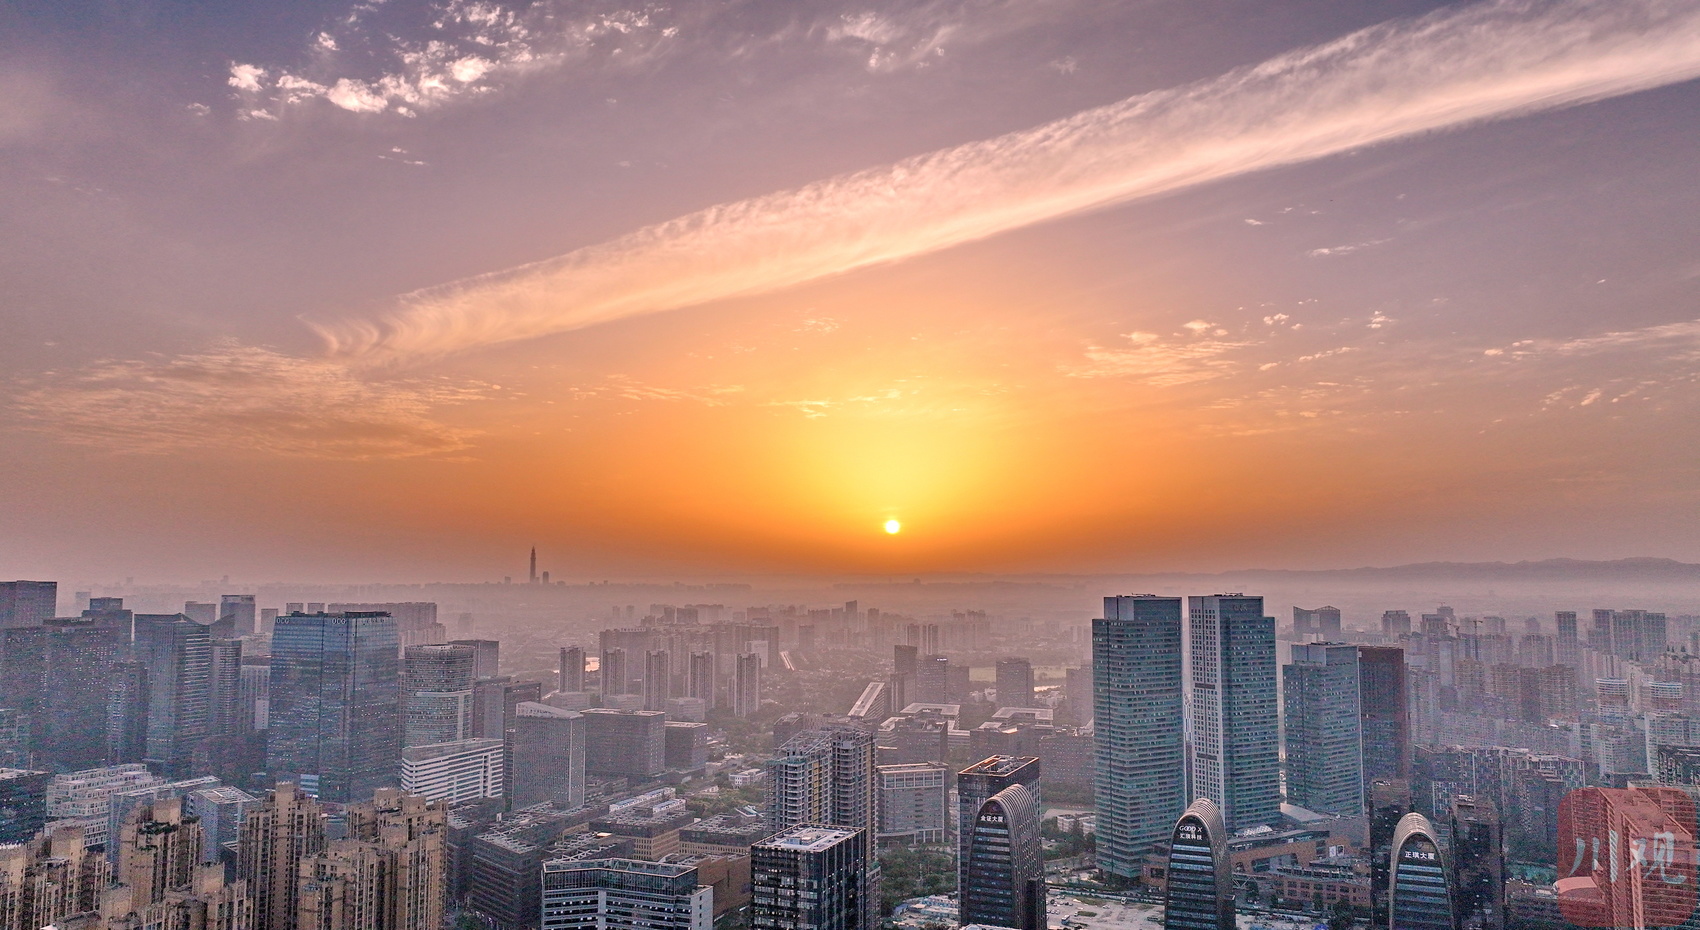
[
  {"x1": 13, "y1": 345, "x2": 489, "y2": 459},
  {"x1": 312, "y1": 0, "x2": 1700, "y2": 361}
]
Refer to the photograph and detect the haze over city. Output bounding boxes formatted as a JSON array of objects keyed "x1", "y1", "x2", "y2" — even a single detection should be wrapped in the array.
[{"x1": 5, "y1": 0, "x2": 1700, "y2": 583}]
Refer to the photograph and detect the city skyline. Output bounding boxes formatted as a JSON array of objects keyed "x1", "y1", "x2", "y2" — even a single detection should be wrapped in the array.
[{"x1": 5, "y1": 0, "x2": 1700, "y2": 579}]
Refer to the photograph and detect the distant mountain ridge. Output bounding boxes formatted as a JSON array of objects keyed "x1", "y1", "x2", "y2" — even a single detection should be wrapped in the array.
[{"x1": 1220, "y1": 557, "x2": 1700, "y2": 581}]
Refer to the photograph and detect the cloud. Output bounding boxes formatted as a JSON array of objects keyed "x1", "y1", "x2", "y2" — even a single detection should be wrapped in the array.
[
  {"x1": 1068, "y1": 331, "x2": 1254, "y2": 386},
  {"x1": 228, "y1": 0, "x2": 681, "y2": 118},
  {"x1": 12, "y1": 345, "x2": 488, "y2": 459},
  {"x1": 312, "y1": 0, "x2": 1700, "y2": 362},
  {"x1": 1308, "y1": 239, "x2": 1390, "y2": 258}
]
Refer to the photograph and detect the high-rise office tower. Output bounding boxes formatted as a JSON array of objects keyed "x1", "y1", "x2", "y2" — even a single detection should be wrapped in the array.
[
  {"x1": 448, "y1": 638, "x2": 500, "y2": 679},
  {"x1": 0, "y1": 581, "x2": 55, "y2": 629},
  {"x1": 297, "y1": 789, "x2": 446, "y2": 930},
  {"x1": 766, "y1": 723, "x2": 879, "y2": 835},
  {"x1": 132, "y1": 614, "x2": 213, "y2": 780},
  {"x1": 916, "y1": 655, "x2": 950, "y2": 704},
  {"x1": 1283, "y1": 643, "x2": 1365, "y2": 817},
  {"x1": 959, "y1": 779, "x2": 1045, "y2": 930},
  {"x1": 644, "y1": 650, "x2": 673, "y2": 712},
  {"x1": 996, "y1": 657, "x2": 1036, "y2": 708},
  {"x1": 1093, "y1": 595, "x2": 1185, "y2": 877},
  {"x1": 582, "y1": 709, "x2": 667, "y2": 778},
  {"x1": 239, "y1": 782, "x2": 328, "y2": 930},
  {"x1": 957, "y1": 755, "x2": 1040, "y2": 880},
  {"x1": 1388, "y1": 813, "x2": 1454, "y2": 930},
  {"x1": 1187, "y1": 595, "x2": 1280, "y2": 832},
  {"x1": 269, "y1": 612, "x2": 401, "y2": 802},
  {"x1": 751, "y1": 826, "x2": 870, "y2": 930},
  {"x1": 1449, "y1": 797, "x2": 1505, "y2": 930},
  {"x1": 208, "y1": 637, "x2": 244, "y2": 737},
  {"x1": 1292, "y1": 606, "x2": 1343, "y2": 639},
  {"x1": 1161, "y1": 798, "x2": 1233, "y2": 930},
  {"x1": 1555, "y1": 611, "x2": 1581, "y2": 666},
  {"x1": 687, "y1": 651, "x2": 716, "y2": 706},
  {"x1": 732, "y1": 653, "x2": 761, "y2": 717},
  {"x1": 1359, "y1": 647, "x2": 1412, "y2": 785},
  {"x1": 37, "y1": 618, "x2": 130, "y2": 771},
  {"x1": 541, "y1": 858, "x2": 713, "y2": 930},
  {"x1": 0, "y1": 768, "x2": 49, "y2": 843},
  {"x1": 107, "y1": 661, "x2": 152, "y2": 766},
  {"x1": 559, "y1": 646, "x2": 586, "y2": 693},
  {"x1": 511, "y1": 702, "x2": 586, "y2": 810},
  {"x1": 219, "y1": 594, "x2": 258, "y2": 637},
  {"x1": 401, "y1": 643, "x2": 476, "y2": 748}
]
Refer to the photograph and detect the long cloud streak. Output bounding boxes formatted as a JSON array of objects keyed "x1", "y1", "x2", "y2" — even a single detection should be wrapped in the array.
[{"x1": 319, "y1": 0, "x2": 1700, "y2": 360}]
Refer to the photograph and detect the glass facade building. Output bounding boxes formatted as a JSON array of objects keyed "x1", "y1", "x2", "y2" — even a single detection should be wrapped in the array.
[
  {"x1": 1283, "y1": 643, "x2": 1365, "y2": 816},
  {"x1": 268, "y1": 611, "x2": 401, "y2": 803},
  {"x1": 1187, "y1": 595, "x2": 1280, "y2": 832},
  {"x1": 1162, "y1": 798, "x2": 1233, "y2": 930},
  {"x1": 1092, "y1": 595, "x2": 1185, "y2": 877},
  {"x1": 960, "y1": 781, "x2": 1045, "y2": 930},
  {"x1": 1389, "y1": 813, "x2": 1454, "y2": 930}
]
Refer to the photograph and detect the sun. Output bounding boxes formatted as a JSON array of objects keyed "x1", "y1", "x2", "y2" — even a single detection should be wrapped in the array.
[{"x1": 884, "y1": 519, "x2": 902, "y2": 535}]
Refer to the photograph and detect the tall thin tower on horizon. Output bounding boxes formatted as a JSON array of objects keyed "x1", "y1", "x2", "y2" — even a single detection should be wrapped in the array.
[{"x1": 529, "y1": 547, "x2": 537, "y2": 584}]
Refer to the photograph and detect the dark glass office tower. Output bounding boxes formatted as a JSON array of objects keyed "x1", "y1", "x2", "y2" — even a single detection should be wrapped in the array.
[
  {"x1": 1359, "y1": 647, "x2": 1411, "y2": 786},
  {"x1": 268, "y1": 611, "x2": 401, "y2": 802},
  {"x1": 960, "y1": 781, "x2": 1045, "y2": 930},
  {"x1": 41, "y1": 619, "x2": 130, "y2": 771},
  {"x1": 131, "y1": 614, "x2": 213, "y2": 779},
  {"x1": 1093, "y1": 595, "x2": 1185, "y2": 878},
  {"x1": 401, "y1": 643, "x2": 476, "y2": 747},
  {"x1": 1389, "y1": 813, "x2": 1454, "y2": 930},
  {"x1": 751, "y1": 825, "x2": 869, "y2": 930},
  {"x1": 996, "y1": 657, "x2": 1035, "y2": 708},
  {"x1": 1284, "y1": 643, "x2": 1365, "y2": 816},
  {"x1": 1162, "y1": 798, "x2": 1233, "y2": 930},
  {"x1": 1449, "y1": 797, "x2": 1505, "y2": 930},
  {"x1": 957, "y1": 755, "x2": 1040, "y2": 883},
  {"x1": 1187, "y1": 595, "x2": 1280, "y2": 832}
]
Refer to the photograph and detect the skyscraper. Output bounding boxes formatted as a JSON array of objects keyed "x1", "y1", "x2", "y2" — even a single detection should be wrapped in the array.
[
  {"x1": 269, "y1": 611, "x2": 401, "y2": 802},
  {"x1": 1161, "y1": 798, "x2": 1233, "y2": 930},
  {"x1": 959, "y1": 780, "x2": 1045, "y2": 930},
  {"x1": 1359, "y1": 646, "x2": 1411, "y2": 785},
  {"x1": 732, "y1": 653, "x2": 761, "y2": 717},
  {"x1": 219, "y1": 594, "x2": 258, "y2": 637},
  {"x1": 1388, "y1": 813, "x2": 1454, "y2": 930},
  {"x1": 582, "y1": 708, "x2": 667, "y2": 778},
  {"x1": 1187, "y1": 595, "x2": 1280, "y2": 832},
  {"x1": 644, "y1": 649, "x2": 673, "y2": 712},
  {"x1": 1093, "y1": 595, "x2": 1185, "y2": 877},
  {"x1": 1283, "y1": 643, "x2": 1364, "y2": 816},
  {"x1": 401, "y1": 643, "x2": 476, "y2": 747},
  {"x1": 559, "y1": 645, "x2": 586, "y2": 693},
  {"x1": 602, "y1": 647, "x2": 630, "y2": 697},
  {"x1": 116, "y1": 795, "x2": 203, "y2": 908},
  {"x1": 687, "y1": 651, "x2": 716, "y2": 706},
  {"x1": 957, "y1": 755, "x2": 1041, "y2": 883},
  {"x1": 511, "y1": 701, "x2": 586, "y2": 810},
  {"x1": 751, "y1": 826, "x2": 869, "y2": 930},
  {"x1": 1449, "y1": 797, "x2": 1505, "y2": 930},
  {"x1": 1292, "y1": 605, "x2": 1343, "y2": 639},
  {"x1": 0, "y1": 581, "x2": 55, "y2": 629},
  {"x1": 996, "y1": 657, "x2": 1036, "y2": 708},
  {"x1": 132, "y1": 613, "x2": 214, "y2": 779},
  {"x1": 239, "y1": 782, "x2": 328, "y2": 930},
  {"x1": 41, "y1": 618, "x2": 130, "y2": 770},
  {"x1": 766, "y1": 723, "x2": 879, "y2": 834}
]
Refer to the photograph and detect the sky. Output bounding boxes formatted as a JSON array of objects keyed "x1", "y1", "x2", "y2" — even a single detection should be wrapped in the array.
[{"x1": 4, "y1": 0, "x2": 1700, "y2": 583}]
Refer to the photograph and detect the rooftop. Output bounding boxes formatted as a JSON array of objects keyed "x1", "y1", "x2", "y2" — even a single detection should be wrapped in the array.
[{"x1": 757, "y1": 825, "x2": 858, "y2": 852}]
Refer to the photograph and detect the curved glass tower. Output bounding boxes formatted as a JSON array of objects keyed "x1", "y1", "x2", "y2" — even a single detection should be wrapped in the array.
[
  {"x1": 961, "y1": 781, "x2": 1046, "y2": 930},
  {"x1": 1162, "y1": 798, "x2": 1233, "y2": 930},
  {"x1": 1389, "y1": 813, "x2": 1455, "y2": 930}
]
